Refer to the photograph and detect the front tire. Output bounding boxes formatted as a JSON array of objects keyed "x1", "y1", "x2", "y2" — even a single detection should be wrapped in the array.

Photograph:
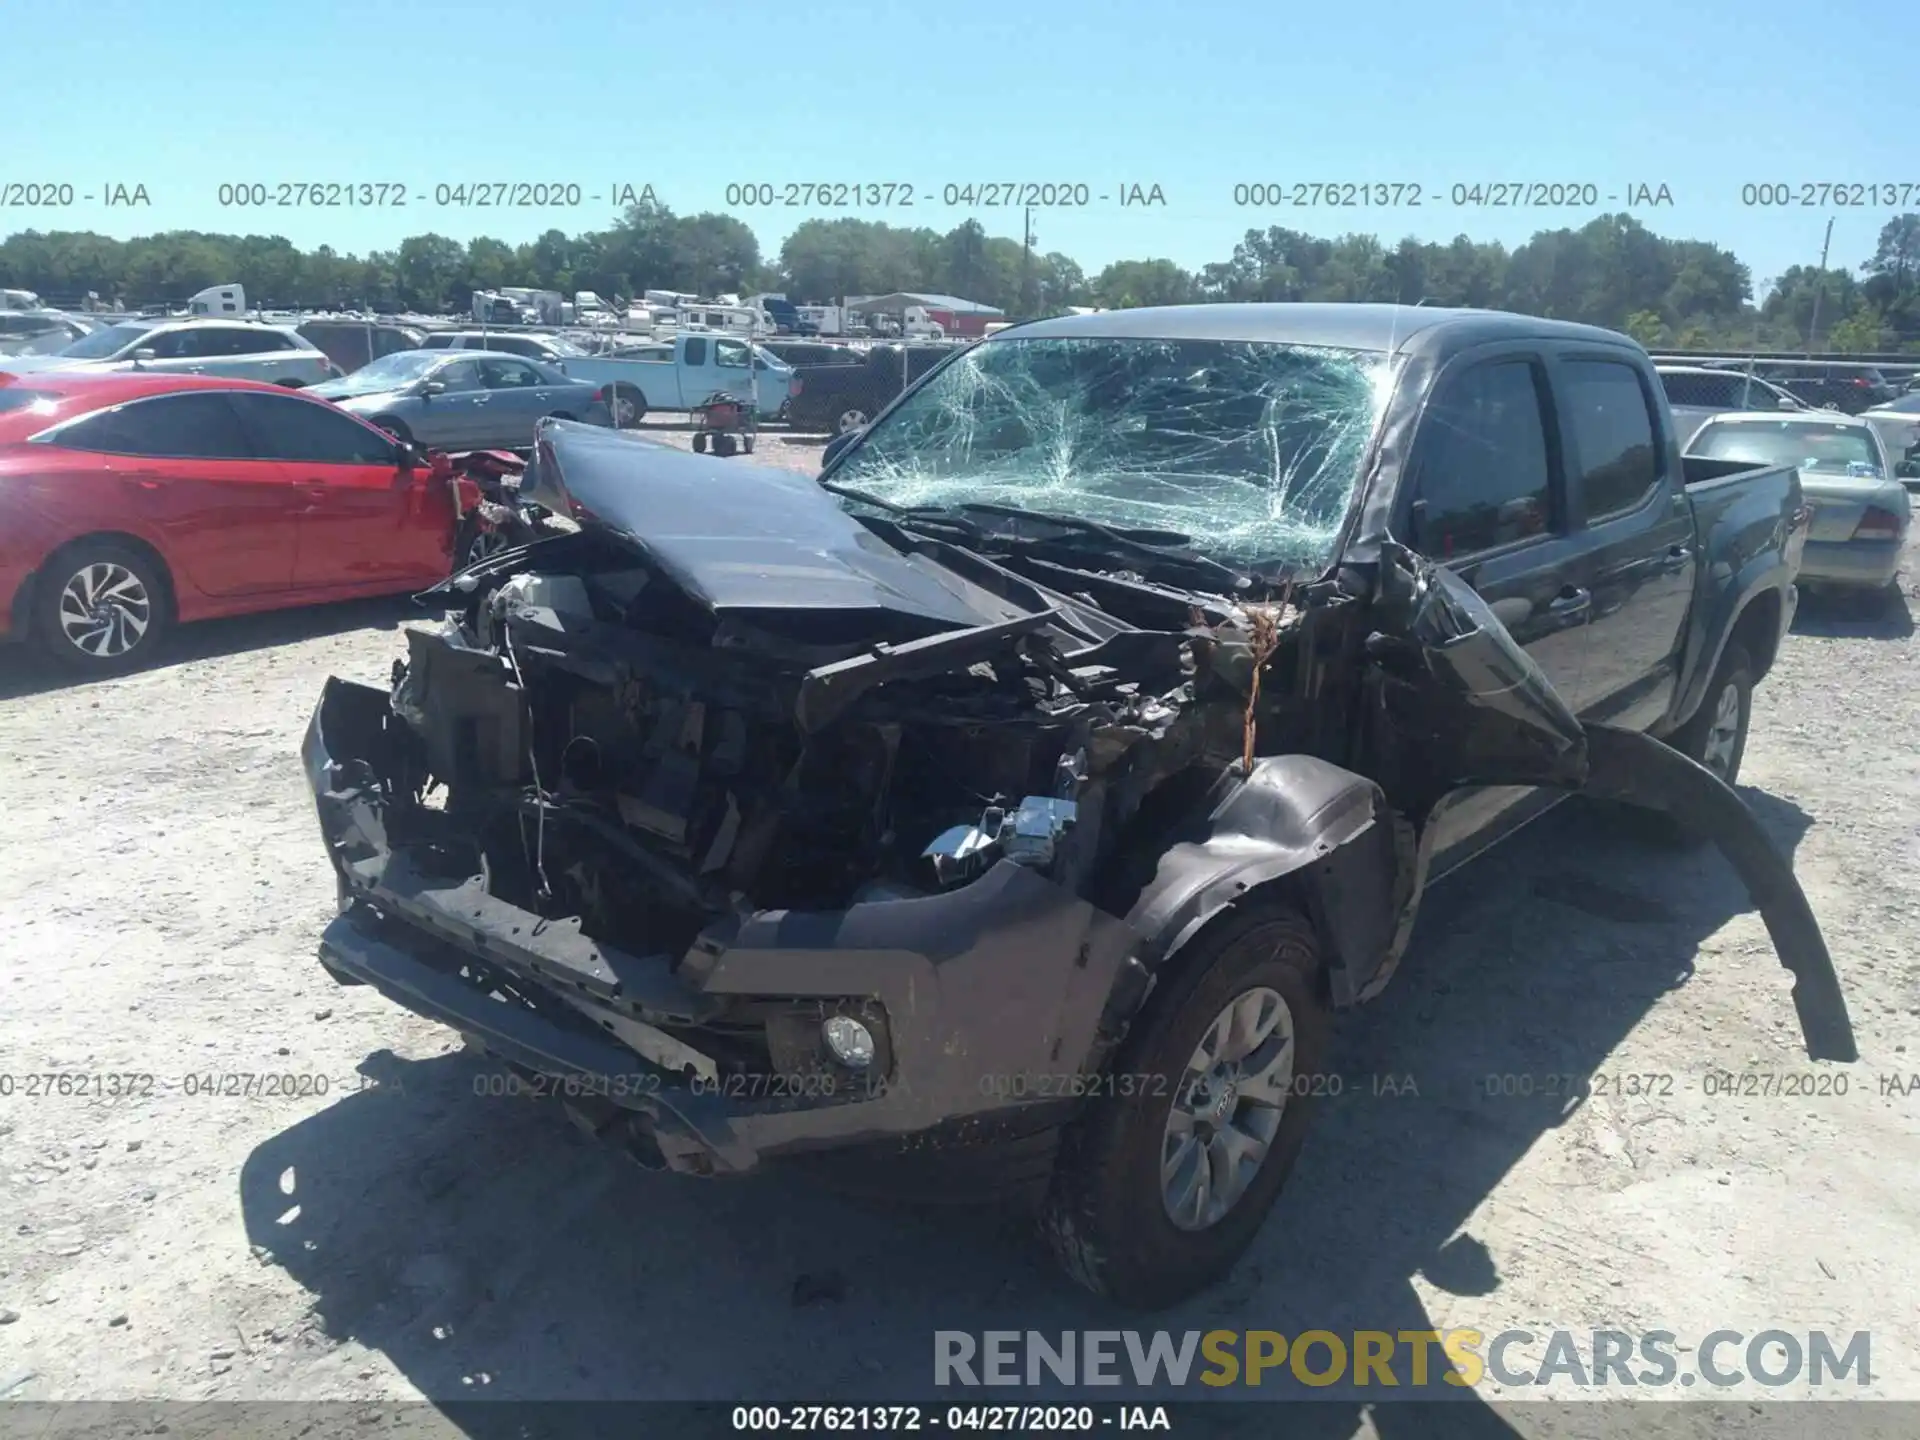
[
  {"x1": 1043, "y1": 903, "x2": 1328, "y2": 1310},
  {"x1": 34, "y1": 540, "x2": 173, "y2": 673},
  {"x1": 836, "y1": 406, "x2": 870, "y2": 435}
]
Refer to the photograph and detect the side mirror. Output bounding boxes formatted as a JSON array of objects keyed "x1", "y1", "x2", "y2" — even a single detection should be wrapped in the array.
[
  {"x1": 419, "y1": 380, "x2": 446, "y2": 396},
  {"x1": 1897, "y1": 460, "x2": 1919, "y2": 481},
  {"x1": 131, "y1": 347, "x2": 157, "y2": 363},
  {"x1": 822, "y1": 427, "x2": 865, "y2": 469}
]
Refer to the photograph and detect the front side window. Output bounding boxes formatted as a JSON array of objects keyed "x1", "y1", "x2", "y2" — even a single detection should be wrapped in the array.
[
  {"x1": 41, "y1": 392, "x2": 253, "y2": 459},
  {"x1": 56, "y1": 323, "x2": 152, "y2": 360},
  {"x1": 435, "y1": 360, "x2": 483, "y2": 392},
  {"x1": 228, "y1": 393, "x2": 397, "y2": 464},
  {"x1": 1560, "y1": 359, "x2": 1661, "y2": 519},
  {"x1": 715, "y1": 339, "x2": 750, "y2": 369},
  {"x1": 830, "y1": 334, "x2": 1389, "y2": 575},
  {"x1": 1411, "y1": 359, "x2": 1554, "y2": 557}
]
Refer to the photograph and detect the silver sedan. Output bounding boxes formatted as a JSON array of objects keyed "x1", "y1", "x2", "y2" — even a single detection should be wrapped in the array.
[
  {"x1": 309, "y1": 349, "x2": 611, "y2": 449},
  {"x1": 1686, "y1": 411, "x2": 1913, "y2": 592}
]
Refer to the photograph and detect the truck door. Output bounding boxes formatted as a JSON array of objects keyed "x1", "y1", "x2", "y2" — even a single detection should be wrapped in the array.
[
  {"x1": 1398, "y1": 349, "x2": 1591, "y2": 868},
  {"x1": 678, "y1": 334, "x2": 711, "y2": 408},
  {"x1": 1544, "y1": 351, "x2": 1696, "y2": 729}
]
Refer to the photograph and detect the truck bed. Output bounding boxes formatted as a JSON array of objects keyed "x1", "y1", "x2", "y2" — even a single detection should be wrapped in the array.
[{"x1": 1665, "y1": 456, "x2": 1804, "y2": 733}]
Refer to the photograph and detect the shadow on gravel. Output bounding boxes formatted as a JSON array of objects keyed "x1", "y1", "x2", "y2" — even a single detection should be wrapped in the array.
[
  {"x1": 0, "y1": 594, "x2": 420, "y2": 702},
  {"x1": 238, "y1": 789, "x2": 1816, "y2": 1438},
  {"x1": 1790, "y1": 585, "x2": 1916, "y2": 641}
]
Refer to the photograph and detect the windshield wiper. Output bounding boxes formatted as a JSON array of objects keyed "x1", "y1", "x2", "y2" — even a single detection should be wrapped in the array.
[
  {"x1": 817, "y1": 479, "x2": 988, "y2": 542},
  {"x1": 954, "y1": 502, "x2": 1249, "y2": 591}
]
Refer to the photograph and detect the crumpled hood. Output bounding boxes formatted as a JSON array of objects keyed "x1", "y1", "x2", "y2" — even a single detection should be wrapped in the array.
[{"x1": 523, "y1": 417, "x2": 1037, "y2": 633}]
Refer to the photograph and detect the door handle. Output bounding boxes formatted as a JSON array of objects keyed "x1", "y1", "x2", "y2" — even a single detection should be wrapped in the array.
[
  {"x1": 1668, "y1": 544, "x2": 1692, "y2": 560},
  {"x1": 1548, "y1": 586, "x2": 1591, "y2": 616}
]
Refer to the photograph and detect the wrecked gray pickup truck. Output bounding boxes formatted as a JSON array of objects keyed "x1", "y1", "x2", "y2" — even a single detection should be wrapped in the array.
[{"x1": 302, "y1": 303, "x2": 1853, "y2": 1310}]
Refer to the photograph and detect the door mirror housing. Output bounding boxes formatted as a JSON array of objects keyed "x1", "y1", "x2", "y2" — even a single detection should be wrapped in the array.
[
  {"x1": 417, "y1": 380, "x2": 446, "y2": 396},
  {"x1": 821, "y1": 426, "x2": 865, "y2": 469},
  {"x1": 131, "y1": 347, "x2": 157, "y2": 363}
]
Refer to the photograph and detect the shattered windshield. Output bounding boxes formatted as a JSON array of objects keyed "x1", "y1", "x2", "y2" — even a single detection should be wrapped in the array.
[{"x1": 825, "y1": 335, "x2": 1390, "y2": 573}]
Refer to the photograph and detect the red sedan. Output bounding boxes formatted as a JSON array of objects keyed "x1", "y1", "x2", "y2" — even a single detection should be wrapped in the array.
[{"x1": 0, "y1": 369, "x2": 465, "y2": 671}]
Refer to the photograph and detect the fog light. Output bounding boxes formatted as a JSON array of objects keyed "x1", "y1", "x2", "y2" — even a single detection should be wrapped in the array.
[{"x1": 821, "y1": 1016, "x2": 875, "y2": 1071}]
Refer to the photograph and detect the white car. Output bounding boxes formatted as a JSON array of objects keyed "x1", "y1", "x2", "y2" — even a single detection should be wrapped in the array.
[
  {"x1": 1686, "y1": 411, "x2": 1912, "y2": 592},
  {"x1": 0, "y1": 317, "x2": 338, "y2": 387},
  {"x1": 1859, "y1": 392, "x2": 1920, "y2": 480},
  {"x1": 1656, "y1": 365, "x2": 1806, "y2": 448}
]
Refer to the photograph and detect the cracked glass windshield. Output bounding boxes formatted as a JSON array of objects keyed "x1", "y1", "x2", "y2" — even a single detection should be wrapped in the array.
[{"x1": 826, "y1": 335, "x2": 1391, "y2": 574}]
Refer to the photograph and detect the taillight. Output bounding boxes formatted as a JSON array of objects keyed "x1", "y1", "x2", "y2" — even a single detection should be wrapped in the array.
[
  {"x1": 592, "y1": 387, "x2": 607, "y2": 402},
  {"x1": 1852, "y1": 506, "x2": 1906, "y2": 540},
  {"x1": 791, "y1": 377, "x2": 804, "y2": 396}
]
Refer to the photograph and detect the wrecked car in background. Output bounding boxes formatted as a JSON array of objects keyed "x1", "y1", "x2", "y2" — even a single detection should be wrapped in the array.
[{"x1": 302, "y1": 304, "x2": 1854, "y2": 1311}]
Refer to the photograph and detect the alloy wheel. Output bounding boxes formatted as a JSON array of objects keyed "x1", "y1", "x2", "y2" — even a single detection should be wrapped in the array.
[
  {"x1": 464, "y1": 529, "x2": 510, "y2": 568},
  {"x1": 837, "y1": 408, "x2": 868, "y2": 434},
  {"x1": 1160, "y1": 986, "x2": 1295, "y2": 1232},
  {"x1": 1701, "y1": 681, "x2": 1742, "y2": 779},
  {"x1": 57, "y1": 562, "x2": 152, "y2": 659}
]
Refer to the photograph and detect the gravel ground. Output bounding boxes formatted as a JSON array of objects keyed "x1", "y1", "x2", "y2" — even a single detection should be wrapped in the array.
[{"x1": 2, "y1": 449, "x2": 1918, "y2": 1428}]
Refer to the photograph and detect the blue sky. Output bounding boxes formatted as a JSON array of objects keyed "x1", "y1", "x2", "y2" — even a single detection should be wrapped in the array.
[{"x1": 8, "y1": 0, "x2": 1911, "y2": 297}]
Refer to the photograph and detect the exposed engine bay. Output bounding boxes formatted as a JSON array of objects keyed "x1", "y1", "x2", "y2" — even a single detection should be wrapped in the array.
[{"x1": 381, "y1": 517, "x2": 1317, "y2": 970}]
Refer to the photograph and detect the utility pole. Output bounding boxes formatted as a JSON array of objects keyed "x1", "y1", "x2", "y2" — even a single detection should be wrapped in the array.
[
  {"x1": 1020, "y1": 204, "x2": 1035, "y2": 318},
  {"x1": 1805, "y1": 216, "x2": 1835, "y2": 352}
]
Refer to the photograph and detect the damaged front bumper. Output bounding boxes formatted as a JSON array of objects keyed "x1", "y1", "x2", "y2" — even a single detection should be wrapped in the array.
[{"x1": 305, "y1": 677, "x2": 1139, "y2": 1182}]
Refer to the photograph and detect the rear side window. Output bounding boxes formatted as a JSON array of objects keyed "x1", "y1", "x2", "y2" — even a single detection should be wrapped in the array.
[
  {"x1": 684, "y1": 337, "x2": 707, "y2": 366},
  {"x1": 228, "y1": 392, "x2": 397, "y2": 464},
  {"x1": 1411, "y1": 359, "x2": 1555, "y2": 557},
  {"x1": 1560, "y1": 360, "x2": 1661, "y2": 520},
  {"x1": 43, "y1": 392, "x2": 253, "y2": 459},
  {"x1": 418, "y1": 335, "x2": 454, "y2": 348}
]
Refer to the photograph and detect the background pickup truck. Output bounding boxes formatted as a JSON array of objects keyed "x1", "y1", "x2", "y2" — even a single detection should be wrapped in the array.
[
  {"x1": 786, "y1": 342, "x2": 954, "y2": 434},
  {"x1": 556, "y1": 332, "x2": 795, "y2": 426}
]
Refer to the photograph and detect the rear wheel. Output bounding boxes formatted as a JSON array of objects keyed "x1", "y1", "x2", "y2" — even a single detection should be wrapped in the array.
[
  {"x1": 692, "y1": 433, "x2": 709, "y2": 454},
  {"x1": 34, "y1": 540, "x2": 173, "y2": 673},
  {"x1": 605, "y1": 384, "x2": 647, "y2": 427},
  {"x1": 713, "y1": 434, "x2": 738, "y2": 458},
  {"x1": 1671, "y1": 642, "x2": 1753, "y2": 787},
  {"x1": 1043, "y1": 903, "x2": 1328, "y2": 1309},
  {"x1": 836, "y1": 406, "x2": 870, "y2": 434}
]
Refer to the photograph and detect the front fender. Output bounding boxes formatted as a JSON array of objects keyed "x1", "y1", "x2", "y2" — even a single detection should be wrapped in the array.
[
  {"x1": 1579, "y1": 724, "x2": 1857, "y2": 1063},
  {"x1": 1120, "y1": 756, "x2": 1402, "y2": 1011}
]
